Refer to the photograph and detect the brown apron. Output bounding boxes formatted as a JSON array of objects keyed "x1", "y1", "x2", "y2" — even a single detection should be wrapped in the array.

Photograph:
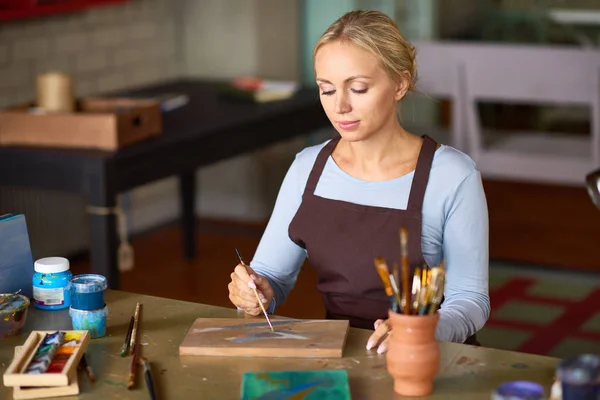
[{"x1": 289, "y1": 134, "x2": 480, "y2": 345}]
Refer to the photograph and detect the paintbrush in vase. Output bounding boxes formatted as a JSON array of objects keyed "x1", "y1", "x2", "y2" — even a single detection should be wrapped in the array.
[
  {"x1": 399, "y1": 227, "x2": 410, "y2": 314},
  {"x1": 374, "y1": 257, "x2": 401, "y2": 312},
  {"x1": 410, "y1": 266, "x2": 422, "y2": 314},
  {"x1": 427, "y1": 264, "x2": 446, "y2": 315},
  {"x1": 235, "y1": 248, "x2": 274, "y2": 332},
  {"x1": 375, "y1": 256, "x2": 445, "y2": 315},
  {"x1": 416, "y1": 262, "x2": 445, "y2": 315}
]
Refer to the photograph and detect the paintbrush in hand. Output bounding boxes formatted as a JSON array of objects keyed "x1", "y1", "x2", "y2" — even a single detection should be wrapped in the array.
[{"x1": 235, "y1": 248, "x2": 274, "y2": 332}]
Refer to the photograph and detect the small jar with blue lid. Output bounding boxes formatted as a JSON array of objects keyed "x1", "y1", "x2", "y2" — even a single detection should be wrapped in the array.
[
  {"x1": 32, "y1": 257, "x2": 72, "y2": 310},
  {"x1": 70, "y1": 274, "x2": 107, "y2": 311}
]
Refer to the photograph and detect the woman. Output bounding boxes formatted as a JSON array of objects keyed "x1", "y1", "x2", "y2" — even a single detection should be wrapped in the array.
[{"x1": 228, "y1": 10, "x2": 490, "y2": 354}]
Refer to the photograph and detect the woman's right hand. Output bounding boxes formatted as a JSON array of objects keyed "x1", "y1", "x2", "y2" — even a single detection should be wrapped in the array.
[
  {"x1": 228, "y1": 263, "x2": 274, "y2": 316},
  {"x1": 366, "y1": 319, "x2": 391, "y2": 354}
]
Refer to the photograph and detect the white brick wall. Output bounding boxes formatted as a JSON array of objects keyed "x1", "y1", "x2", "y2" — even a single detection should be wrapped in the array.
[
  {"x1": 0, "y1": 0, "x2": 184, "y2": 257},
  {"x1": 0, "y1": 0, "x2": 181, "y2": 108},
  {"x1": 0, "y1": 0, "x2": 312, "y2": 260}
]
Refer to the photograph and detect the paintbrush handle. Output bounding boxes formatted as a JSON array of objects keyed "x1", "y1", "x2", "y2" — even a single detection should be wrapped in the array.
[
  {"x1": 130, "y1": 303, "x2": 141, "y2": 349},
  {"x1": 127, "y1": 372, "x2": 135, "y2": 390},
  {"x1": 249, "y1": 284, "x2": 274, "y2": 331},
  {"x1": 127, "y1": 342, "x2": 139, "y2": 390},
  {"x1": 86, "y1": 366, "x2": 96, "y2": 384},
  {"x1": 140, "y1": 358, "x2": 157, "y2": 400},
  {"x1": 121, "y1": 316, "x2": 135, "y2": 357},
  {"x1": 251, "y1": 287, "x2": 270, "y2": 319},
  {"x1": 144, "y1": 369, "x2": 157, "y2": 400}
]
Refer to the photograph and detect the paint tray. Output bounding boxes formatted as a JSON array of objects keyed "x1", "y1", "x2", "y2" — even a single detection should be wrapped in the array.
[
  {"x1": 3, "y1": 330, "x2": 89, "y2": 388},
  {"x1": 11, "y1": 346, "x2": 79, "y2": 400}
]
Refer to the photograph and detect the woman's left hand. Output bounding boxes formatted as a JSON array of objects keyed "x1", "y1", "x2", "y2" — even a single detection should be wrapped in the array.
[{"x1": 366, "y1": 319, "x2": 391, "y2": 354}]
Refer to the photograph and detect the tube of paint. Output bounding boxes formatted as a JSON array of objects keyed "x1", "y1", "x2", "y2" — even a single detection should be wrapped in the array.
[
  {"x1": 556, "y1": 354, "x2": 600, "y2": 400},
  {"x1": 491, "y1": 381, "x2": 545, "y2": 400}
]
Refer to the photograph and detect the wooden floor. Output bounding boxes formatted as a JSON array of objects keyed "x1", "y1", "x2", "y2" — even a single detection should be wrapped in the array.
[
  {"x1": 70, "y1": 219, "x2": 326, "y2": 319},
  {"x1": 484, "y1": 179, "x2": 600, "y2": 271},
  {"x1": 69, "y1": 178, "x2": 600, "y2": 318}
]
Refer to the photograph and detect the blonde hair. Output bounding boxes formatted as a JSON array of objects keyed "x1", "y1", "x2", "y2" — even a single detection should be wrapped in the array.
[{"x1": 313, "y1": 10, "x2": 417, "y2": 93}]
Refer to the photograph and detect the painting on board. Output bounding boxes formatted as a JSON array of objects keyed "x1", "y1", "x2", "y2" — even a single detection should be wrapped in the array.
[
  {"x1": 0, "y1": 214, "x2": 34, "y2": 299},
  {"x1": 179, "y1": 318, "x2": 350, "y2": 358},
  {"x1": 240, "y1": 370, "x2": 351, "y2": 400}
]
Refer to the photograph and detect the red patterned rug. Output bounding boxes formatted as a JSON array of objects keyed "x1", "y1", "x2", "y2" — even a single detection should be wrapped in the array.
[{"x1": 480, "y1": 272, "x2": 600, "y2": 358}]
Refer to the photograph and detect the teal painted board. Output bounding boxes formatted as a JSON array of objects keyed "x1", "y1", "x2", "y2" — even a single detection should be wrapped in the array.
[
  {"x1": 0, "y1": 214, "x2": 34, "y2": 299},
  {"x1": 240, "y1": 369, "x2": 351, "y2": 399}
]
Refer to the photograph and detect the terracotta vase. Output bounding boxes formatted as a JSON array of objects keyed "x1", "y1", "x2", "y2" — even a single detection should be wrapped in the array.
[{"x1": 386, "y1": 311, "x2": 440, "y2": 397}]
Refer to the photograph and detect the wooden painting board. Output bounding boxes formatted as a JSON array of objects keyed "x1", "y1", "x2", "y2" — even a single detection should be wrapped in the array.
[
  {"x1": 179, "y1": 318, "x2": 350, "y2": 358},
  {"x1": 12, "y1": 346, "x2": 79, "y2": 400}
]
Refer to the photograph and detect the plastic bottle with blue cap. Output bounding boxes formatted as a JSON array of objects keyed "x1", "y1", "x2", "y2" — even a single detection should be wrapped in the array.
[{"x1": 32, "y1": 257, "x2": 72, "y2": 310}]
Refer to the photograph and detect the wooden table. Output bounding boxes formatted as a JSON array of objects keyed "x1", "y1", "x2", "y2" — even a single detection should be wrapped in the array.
[
  {"x1": 0, "y1": 79, "x2": 329, "y2": 289},
  {"x1": 0, "y1": 291, "x2": 560, "y2": 399}
]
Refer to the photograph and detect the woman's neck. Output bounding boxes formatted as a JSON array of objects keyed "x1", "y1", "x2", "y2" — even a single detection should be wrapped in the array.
[{"x1": 334, "y1": 122, "x2": 422, "y2": 181}]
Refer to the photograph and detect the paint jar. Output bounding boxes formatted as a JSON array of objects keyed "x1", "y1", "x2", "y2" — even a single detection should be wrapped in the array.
[
  {"x1": 492, "y1": 381, "x2": 545, "y2": 400},
  {"x1": 32, "y1": 257, "x2": 72, "y2": 310},
  {"x1": 556, "y1": 354, "x2": 600, "y2": 400},
  {"x1": 70, "y1": 274, "x2": 107, "y2": 311},
  {"x1": 0, "y1": 294, "x2": 29, "y2": 338},
  {"x1": 69, "y1": 305, "x2": 109, "y2": 339}
]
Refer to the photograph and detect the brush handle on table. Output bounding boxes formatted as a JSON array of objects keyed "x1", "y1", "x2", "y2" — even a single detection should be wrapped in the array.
[{"x1": 144, "y1": 366, "x2": 157, "y2": 400}]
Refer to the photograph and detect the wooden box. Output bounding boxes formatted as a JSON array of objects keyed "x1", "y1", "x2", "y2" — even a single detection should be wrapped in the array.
[
  {"x1": 11, "y1": 346, "x2": 79, "y2": 400},
  {"x1": 0, "y1": 98, "x2": 162, "y2": 151},
  {"x1": 3, "y1": 330, "x2": 89, "y2": 388}
]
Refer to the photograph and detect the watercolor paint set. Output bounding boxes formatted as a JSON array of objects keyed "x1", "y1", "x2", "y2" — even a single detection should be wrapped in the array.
[
  {"x1": 3, "y1": 330, "x2": 90, "y2": 389},
  {"x1": 11, "y1": 346, "x2": 80, "y2": 400}
]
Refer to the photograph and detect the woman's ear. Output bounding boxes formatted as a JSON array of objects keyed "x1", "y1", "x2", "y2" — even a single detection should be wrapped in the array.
[{"x1": 394, "y1": 71, "x2": 411, "y2": 101}]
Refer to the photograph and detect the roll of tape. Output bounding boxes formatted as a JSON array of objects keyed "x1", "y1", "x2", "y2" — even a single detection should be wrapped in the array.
[{"x1": 36, "y1": 71, "x2": 75, "y2": 112}]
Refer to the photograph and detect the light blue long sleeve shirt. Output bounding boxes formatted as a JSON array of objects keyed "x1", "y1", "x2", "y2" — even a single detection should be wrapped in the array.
[{"x1": 249, "y1": 139, "x2": 490, "y2": 343}]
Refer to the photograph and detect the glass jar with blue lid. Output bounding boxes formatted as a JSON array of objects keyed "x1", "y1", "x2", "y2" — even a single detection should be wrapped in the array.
[{"x1": 32, "y1": 257, "x2": 72, "y2": 310}]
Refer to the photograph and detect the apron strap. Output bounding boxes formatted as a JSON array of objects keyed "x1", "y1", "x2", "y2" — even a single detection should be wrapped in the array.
[
  {"x1": 303, "y1": 135, "x2": 340, "y2": 198},
  {"x1": 407, "y1": 135, "x2": 437, "y2": 213},
  {"x1": 303, "y1": 134, "x2": 438, "y2": 208}
]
